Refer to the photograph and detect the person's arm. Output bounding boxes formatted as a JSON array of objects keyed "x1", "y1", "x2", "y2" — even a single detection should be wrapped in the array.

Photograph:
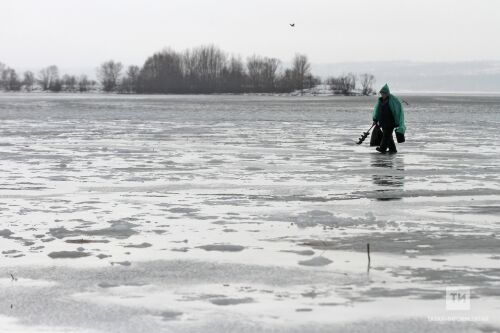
[{"x1": 391, "y1": 96, "x2": 406, "y2": 134}]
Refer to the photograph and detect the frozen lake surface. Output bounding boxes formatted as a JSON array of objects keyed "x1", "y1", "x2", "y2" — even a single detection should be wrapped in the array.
[{"x1": 0, "y1": 93, "x2": 499, "y2": 332}]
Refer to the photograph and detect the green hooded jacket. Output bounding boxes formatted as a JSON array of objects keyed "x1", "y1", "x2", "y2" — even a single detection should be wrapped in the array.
[{"x1": 372, "y1": 84, "x2": 406, "y2": 135}]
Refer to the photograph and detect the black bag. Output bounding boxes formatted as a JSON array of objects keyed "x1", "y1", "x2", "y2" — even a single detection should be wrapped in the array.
[
  {"x1": 370, "y1": 125, "x2": 383, "y2": 146},
  {"x1": 396, "y1": 131, "x2": 405, "y2": 143}
]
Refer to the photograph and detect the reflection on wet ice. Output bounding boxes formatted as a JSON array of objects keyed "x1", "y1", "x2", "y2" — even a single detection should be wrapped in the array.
[{"x1": 371, "y1": 153, "x2": 405, "y2": 201}]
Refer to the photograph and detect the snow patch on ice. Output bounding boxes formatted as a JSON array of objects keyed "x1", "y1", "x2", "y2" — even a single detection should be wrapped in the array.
[{"x1": 298, "y1": 256, "x2": 333, "y2": 267}]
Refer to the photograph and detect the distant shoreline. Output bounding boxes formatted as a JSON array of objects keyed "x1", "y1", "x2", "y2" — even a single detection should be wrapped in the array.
[{"x1": 1, "y1": 90, "x2": 499, "y2": 97}]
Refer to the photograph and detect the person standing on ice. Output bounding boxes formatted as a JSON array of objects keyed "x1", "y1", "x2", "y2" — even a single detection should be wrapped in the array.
[{"x1": 372, "y1": 84, "x2": 406, "y2": 153}]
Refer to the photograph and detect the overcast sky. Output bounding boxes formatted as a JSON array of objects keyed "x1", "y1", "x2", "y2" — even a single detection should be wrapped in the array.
[{"x1": 1, "y1": 0, "x2": 499, "y2": 71}]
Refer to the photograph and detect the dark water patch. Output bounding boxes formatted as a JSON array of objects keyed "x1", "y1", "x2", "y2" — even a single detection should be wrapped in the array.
[
  {"x1": 299, "y1": 231, "x2": 500, "y2": 255},
  {"x1": 301, "y1": 290, "x2": 323, "y2": 298},
  {"x1": 179, "y1": 293, "x2": 228, "y2": 302},
  {"x1": 202, "y1": 198, "x2": 253, "y2": 206},
  {"x1": 7, "y1": 253, "x2": 25, "y2": 258},
  {"x1": 49, "y1": 221, "x2": 139, "y2": 240},
  {"x1": 2, "y1": 250, "x2": 20, "y2": 254},
  {"x1": 210, "y1": 297, "x2": 254, "y2": 306},
  {"x1": 194, "y1": 215, "x2": 219, "y2": 221},
  {"x1": 197, "y1": 244, "x2": 245, "y2": 252},
  {"x1": 319, "y1": 302, "x2": 346, "y2": 306},
  {"x1": 168, "y1": 207, "x2": 199, "y2": 214},
  {"x1": 390, "y1": 266, "x2": 500, "y2": 289},
  {"x1": 98, "y1": 282, "x2": 119, "y2": 288},
  {"x1": 41, "y1": 237, "x2": 55, "y2": 242},
  {"x1": 49, "y1": 227, "x2": 80, "y2": 239},
  {"x1": 435, "y1": 205, "x2": 500, "y2": 215},
  {"x1": 111, "y1": 261, "x2": 132, "y2": 266},
  {"x1": 281, "y1": 250, "x2": 315, "y2": 256},
  {"x1": 248, "y1": 194, "x2": 337, "y2": 202},
  {"x1": 96, "y1": 254, "x2": 112, "y2": 259},
  {"x1": 237, "y1": 153, "x2": 263, "y2": 160},
  {"x1": 207, "y1": 159, "x2": 225, "y2": 165},
  {"x1": 65, "y1": 239, "x2": 110, "y2": 244},
  {"x1": 245, "y1": 166, "x2": 264, "y2": 171},
  {"x1": 76, "y1": 200, "x2": 102, "y2": 205},
  {"x1": 0, "y1": 229, "x2": 14, "y2": 238},
  {"x1": 159, "y1": 311, "x2": 183, "y2": 321},
  {"x1": 363, "y1": 287, "x2": 443, "y2": 300},
  {"x1": 475, "y1": 287, "x2": 500, "y2": 297},
  {"x1": 48, "y1": 251, "x2": 92, "y2": 259}
]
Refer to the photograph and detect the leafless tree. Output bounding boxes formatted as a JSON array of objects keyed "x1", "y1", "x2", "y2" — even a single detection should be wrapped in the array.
[
  {"x1": 97, "y1": 60, "x2": 123, "y2": 92},
  {"x1": 2, "y1": 68, "x2": 21, "y2": 91},
  {"x1": 120, "y1": 65, "x2": 140, "y2": 93},
  {"x1": 328, "y1": 73, "x2": 357, "y2": 95},
  {"x1": 347, "y1": 73, "x2": 357, "y2": 94},
  {"x1": 276, "y1": 68, "x2": 295, "y2": 93},
  {"x1": 0, "y1": 62, "x2": 6, "y2": 89},
  {"x1": 291, "y1": 53, "x2": 311, "y2": 91},
  {"x1": 360, "y1": 73, "x2": 376, "y2": 95},
  {"x1": 246, "y1": 56, "x2": 281, "y2": 92},
  {"x1": 221, "y1": 56, "x2": 245, "y2": 93},
  {"x1": 303, "y1": 74, "x2": 321, "y2": 90},
  {"x1": 262, "y1": 57, "x2": 280, "y2": 91},
  {"x1": 78, "y1": 75, "x2": 90, "y2": 92},
  {"x1": 23, "y1": 71, "x2": 35, "y2": 91},
  {"x1": 62, "y1": 74, "x2": 77, "y2": 92},
  {"x1": 38, "y1": 65, "x2": 59, "y2": 91},
  {"x1": 140, "y1": 49, "x2": 184, "y2": 93},
  {"x1": 246, "y1": 55, "x2": 265, "y2": 92},
  {"x1": 185, "y1": 45, "x2": 227, "y2": 93}
]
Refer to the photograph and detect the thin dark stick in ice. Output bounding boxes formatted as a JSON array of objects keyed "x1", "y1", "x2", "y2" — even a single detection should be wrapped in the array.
[
  {"x1": 367, "y1": 243, "x2": 371, "y2": 263},
  {"x1": 367, "y1": 243, "x2": 371, "y2": 274}
]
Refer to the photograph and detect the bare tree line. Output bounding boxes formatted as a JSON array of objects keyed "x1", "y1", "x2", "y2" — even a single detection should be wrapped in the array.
[
  {"x1": 0, "y1": 62, "x2": 97, "y2": 93},
  {"x1": 0, "y1": 46, "x2": 376, "y2": 95},
  {"x1": 116, "y1": 45, "x2": 319, "y2": 94},
  {"x1": 327, "y1": 73, "x2": 376, "y2": 96}
]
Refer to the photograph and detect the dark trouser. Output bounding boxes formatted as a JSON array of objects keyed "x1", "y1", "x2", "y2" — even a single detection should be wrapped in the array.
[{"x1": 380, "y1": 127, "x2": 397, "y2": 152}]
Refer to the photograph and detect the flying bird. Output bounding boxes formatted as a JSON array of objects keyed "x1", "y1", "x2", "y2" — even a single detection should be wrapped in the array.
[{"x1": 289, "y1": 23, "x2": 295, "y2": 27}]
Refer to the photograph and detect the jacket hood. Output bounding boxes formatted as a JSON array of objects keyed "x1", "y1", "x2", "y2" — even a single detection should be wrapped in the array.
[{"x1": 379, "y1": 84, "x2": 390, "y2": 94}]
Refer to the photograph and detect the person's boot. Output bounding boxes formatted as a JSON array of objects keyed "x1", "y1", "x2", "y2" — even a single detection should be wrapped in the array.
[
  {"x1": 388, "y1": 142, "x2": 397, "y2": 154},
  {"x1": 376, "y1": 147, "x2": 386, "y2": 154}
]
